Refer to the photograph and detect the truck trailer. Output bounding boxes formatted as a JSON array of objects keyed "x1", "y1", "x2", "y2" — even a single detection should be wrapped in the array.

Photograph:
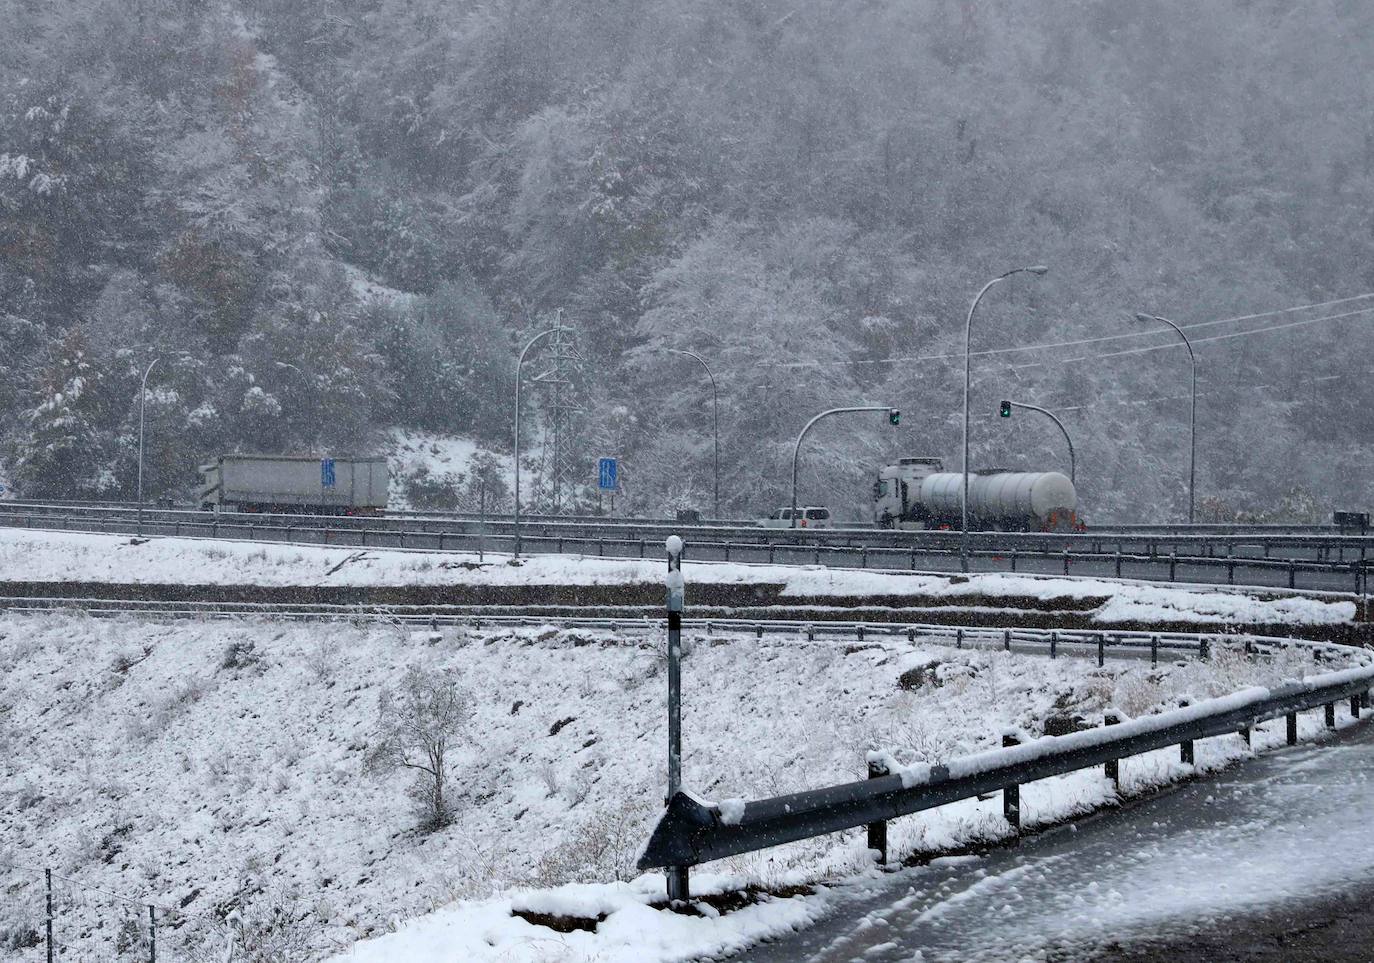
[{"x1": 198, "y1": 455, "x2": 389, "y2": 515}]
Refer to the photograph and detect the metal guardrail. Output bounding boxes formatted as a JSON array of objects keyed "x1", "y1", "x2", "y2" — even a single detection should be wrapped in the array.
[
  {"x1": 638, "y1": 659, "x2": 1374, "y2": 873},
  {"x1": 0, "y1": 596, "x2": 1223, "y2": 661},
  {"x1": 3, "y1": 501, "x2": 1372, "y2": 553},
  {"x1": 1, "y1": 505, "x2": 1369, "y2": 595}
]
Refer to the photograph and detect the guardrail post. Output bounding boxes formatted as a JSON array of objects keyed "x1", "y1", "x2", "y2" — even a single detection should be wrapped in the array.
[
  {"x1": 807, "y1": 624, "x2": 815, "y2": 642},
  {"x1": 1010, "y1": 550, "x2": 1018, "y2": 572},
  {"x1": 1240, "y1": 724, "x2": 1251, "y2": 747},
  {"x1": 1199, "y1": 639, "x2": 1211, "y2": 662},
  {"x1": 1288, "y1": 559, "x2": 1296, "y2": 589},
  {"x1": 1103, "y1": 712, "x2": 1121, "y2": 789},
  {"x1": 866, "y1": 755, "x2": 889, "y2": 864},
  {"x1": 1286, "y1": 711, "x2": 1298, "y2": 746},
  {"x1": 1050, "y1": 631, "x2": 1058, "y2": 659},
  {"x1": 857, "y1": 624, "x2": 866, "y2": 643},
  {"x1": 1178, "y1": 699, "x2": 1194, "y2": 765},
  {"x1": 664, "y1": 535, "x2": 689, "y2": 902},
  {"x1": 1325, "y1": 702, "x2": 1336, "y2": 729},
  {"x1": 46, "y1": 867, "x2": 53, "y2": 963},
  {"x1": 907, "y1": 627, "x2": 916, "y2": 643},
  {"x1": 1114, "y1": 550, "x2": 1122, "y2": 578},
  {"x1": 1062, "y1": 548, "x2": 1070, "y2": 575},
  {"x1": 1097, "y1": 634, "x2": 1105, "y2": 668},
  {"x1": 1004, "y1": 629, "x2": 1012, "y2": 652},
  {"x1": 956, "y1": 628, "x2": 963, "y2": 650},
  {"x1": 1169, "y1": 551, "x2": 1177, "y2": 582},
  {"x1": 1150, "y1": 635, "x2": 1159, "y2": 668},
  {"x1": 1350, "y1": 695, "x2": 1360, "y2": 719},
  {"x1": 1001, "y1": 731, "x2": 1021, "y2": 829},
  {"x1": 722, "y1": 541, "x2": 730, "y2": 561}
]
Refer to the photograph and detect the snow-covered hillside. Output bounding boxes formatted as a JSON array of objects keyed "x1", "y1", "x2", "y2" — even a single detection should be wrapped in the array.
[
  {"x1": 0, "y1": 611, "x2": 1342, "y2": 961},
  {"x1": 384, "y1": 429, "x2": 512, "y2": 513}
]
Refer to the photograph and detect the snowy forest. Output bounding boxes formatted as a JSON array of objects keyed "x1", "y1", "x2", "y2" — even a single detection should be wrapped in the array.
[{"x1": 2, "y1": 0, "x2": 1372, "y2": 522}]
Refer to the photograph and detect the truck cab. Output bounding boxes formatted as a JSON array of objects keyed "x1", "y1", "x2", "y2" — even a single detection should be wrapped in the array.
[{"x1": 873, "y1": 457, "x2": 944, "y2": 528}]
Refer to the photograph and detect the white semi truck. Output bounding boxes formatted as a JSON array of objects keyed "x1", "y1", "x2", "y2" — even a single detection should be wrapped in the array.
[
  {"x1": 198, "y1": 455, "x2": 389, "y2": 515},
  {"x1": 874, "y1": 456, "x2": 1081, "y2": 531}
]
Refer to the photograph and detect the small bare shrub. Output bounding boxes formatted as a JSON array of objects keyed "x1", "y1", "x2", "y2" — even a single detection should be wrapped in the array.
[
  {"x1": 365, "y1": 666, "x2": 473, "y2": 831},
  {"x1": 306, "y1": 636, "x2": 341, "y2": 682},
  {"x1": 531, "y1": 799, "x2": 655, "y2": 886},
  {"x1": 221, "y1": 639, "x2": 263, "y2": 672}
]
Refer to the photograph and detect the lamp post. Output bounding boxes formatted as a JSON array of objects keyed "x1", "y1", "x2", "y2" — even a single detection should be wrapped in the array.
[
  {"x1": 513, "y1": 327, "x2": 558, "y2": 558},
  {"x1": 665, "y1": 349, "x2": 720, "y2": 518},
  {"x1": 1002, "y1": 400, "x2": 1076, "y2": 482},
  {"x1": 961, "y1": 266, "x2": 1048, "y2": 567},
  {"x1": 1135, "y1": 313, "x2": 1198, "y2": 524},
  {"x1": 136, "y1": 357, "x2": 162, "y2": 506},
  {"x1": 791, "y1": 406, "x2": 899, "y2": 530}
]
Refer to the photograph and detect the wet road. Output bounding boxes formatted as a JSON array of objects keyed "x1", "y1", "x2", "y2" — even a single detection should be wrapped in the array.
[{"x1": 737, "y1": 722, "x2": 1374, "y2": 962}]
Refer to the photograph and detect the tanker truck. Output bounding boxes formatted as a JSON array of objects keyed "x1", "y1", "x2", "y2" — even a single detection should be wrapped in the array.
[{"x1": 874, "y1": 457, "x2": 1082, "y2": 531}]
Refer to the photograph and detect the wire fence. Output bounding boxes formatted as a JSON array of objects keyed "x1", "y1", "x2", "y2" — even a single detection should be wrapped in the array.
[{"x1": 0, "y1": 864, "x2": 166, "y2": 962}]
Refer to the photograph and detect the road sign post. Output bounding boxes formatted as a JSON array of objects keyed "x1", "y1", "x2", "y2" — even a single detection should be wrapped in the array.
[{"x1": 598, "y1": 457, "x2": 618, "y2": 491}]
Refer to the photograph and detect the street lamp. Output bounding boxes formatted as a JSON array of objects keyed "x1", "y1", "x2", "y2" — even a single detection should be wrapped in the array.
[
  {"x1": 137, "y1": 357, "x2": 162, "y2": 505},
  {"x1": 1000, "y1": 400, "x2": 1076, "y2": 483},
  {"x1": 961, "y1": 266, "x2": 1048, "y2": 564},
  {"x1": 1135, "y1": 313, "x2": 1198, "y2": 524},
  {"x1": 513, "y1": 326, "x2": 559, "y2": 558},
  {"x1": 791, "y1": 406, "x2": 900, "y2": 530},
  {"x1": 664, "y1": 349, "x2": 720, "y2": 518}
]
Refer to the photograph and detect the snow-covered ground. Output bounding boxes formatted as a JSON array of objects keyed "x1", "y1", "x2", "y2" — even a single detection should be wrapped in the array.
[
  {"x1": 0, "y1": 528, "x2": 1357, "y2": 628},
  {"x1": 0, "y1": 611, "x2": 1348, "y2": 961}
]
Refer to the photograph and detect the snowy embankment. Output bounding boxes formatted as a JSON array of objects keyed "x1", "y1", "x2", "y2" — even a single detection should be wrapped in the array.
[
  {"x1": 0, "y1": 611, "x2": 1354, "y2": 961},
  {"x1": 0, "y1": 528, "x2": 1358, "y2": 627}
]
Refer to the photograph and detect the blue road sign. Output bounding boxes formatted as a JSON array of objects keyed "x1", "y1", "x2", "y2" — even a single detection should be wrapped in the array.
[
  {"x1": 598, "y1": 457, "x2": 618, "y2": 491},
  {"x1": 321, "y1": 458, "x2": 336, "y2": 488}
]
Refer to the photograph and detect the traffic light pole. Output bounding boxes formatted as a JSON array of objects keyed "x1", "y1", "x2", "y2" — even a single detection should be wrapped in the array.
[
  {"x1": 1002, "y1": 400, "x2": 1076, "y2": 482},
  {"x1": 790, "y1": 406, "x2": 899, "y2": 529}
]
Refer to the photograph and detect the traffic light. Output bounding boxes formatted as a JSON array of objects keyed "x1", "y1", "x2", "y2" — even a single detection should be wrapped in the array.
[
  {"x1": 999, "y1": 400, "x2": 1012, "y2": 418},
  {"x1": 888, "y1": 408, "x2": 901, "y2": 426}
]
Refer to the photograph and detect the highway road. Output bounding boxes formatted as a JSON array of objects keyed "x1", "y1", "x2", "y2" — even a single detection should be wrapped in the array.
[
  {"x1": 736, "y1": 721, "x2": 1374, "y2": 962},
  {"x1": 0, "y1": 502, "x2": 1369, "y2": 595}
]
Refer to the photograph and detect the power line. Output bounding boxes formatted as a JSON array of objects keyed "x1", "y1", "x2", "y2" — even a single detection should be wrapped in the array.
[
  {"x1": 760, "y1": 291, "x2": 1374, "y2": 371},
  {"x1": 1005, "y1": 303, "x2": 1374, "y2": 371}
]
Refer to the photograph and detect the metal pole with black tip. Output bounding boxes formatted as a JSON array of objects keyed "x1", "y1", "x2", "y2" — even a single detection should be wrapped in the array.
[{"x1": 665, "y1": 534, "x2": 689, "y2": 902}]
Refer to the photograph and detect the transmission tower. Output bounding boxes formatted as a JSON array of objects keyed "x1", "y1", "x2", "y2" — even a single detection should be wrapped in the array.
[{"x1": 530, "y1": 310, "x2": 586, "y2": 515}]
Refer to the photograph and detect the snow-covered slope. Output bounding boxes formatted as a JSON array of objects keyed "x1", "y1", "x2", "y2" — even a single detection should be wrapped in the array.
[
  {"x1": 0, "y1": 613, "x2": 1332, "y2": 961},
  {"x1": 384, "y1": 429, "x2": 512, "y2": 512}
]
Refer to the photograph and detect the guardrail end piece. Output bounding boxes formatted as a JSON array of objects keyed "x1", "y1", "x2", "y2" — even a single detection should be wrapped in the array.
[{"x1": 638, "y1": 790, "x2": 717, "y2": 870}]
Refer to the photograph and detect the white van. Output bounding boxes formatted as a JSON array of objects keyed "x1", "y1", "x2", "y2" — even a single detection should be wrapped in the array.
[{"x1": 761, "y1": 506, "x2": 832, "y2": 529}]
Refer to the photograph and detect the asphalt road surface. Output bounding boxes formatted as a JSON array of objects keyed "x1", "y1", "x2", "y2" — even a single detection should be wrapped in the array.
[{"x1": 735, "y1": 721, "x2": 1374, "y2": 962}]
